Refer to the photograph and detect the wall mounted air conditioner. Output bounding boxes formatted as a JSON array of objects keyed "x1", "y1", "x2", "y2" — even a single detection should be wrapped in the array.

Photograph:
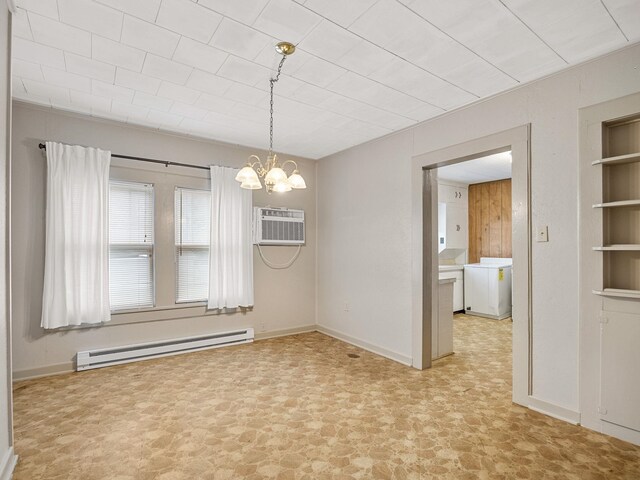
[{"x1": 253, "y1": 207, "x2": 305, "y2": 245}]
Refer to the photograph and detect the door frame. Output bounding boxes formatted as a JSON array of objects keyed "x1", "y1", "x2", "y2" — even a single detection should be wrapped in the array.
[{"x1": 410, "y1": 125, "x2": 531, "y2": 406}]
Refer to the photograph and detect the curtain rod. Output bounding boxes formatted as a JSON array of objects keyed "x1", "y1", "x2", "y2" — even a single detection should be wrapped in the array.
[{"x1": 38, "y1": 143, "x2": 210, "y2": 171}]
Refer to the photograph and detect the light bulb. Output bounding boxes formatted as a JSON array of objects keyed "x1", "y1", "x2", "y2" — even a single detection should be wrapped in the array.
[
  {"x1": 265, "y1": 167, "x2": 287, "y2": 184},
  {"x1": 272, "y1": 180, "x2": 292, "y2": 192}
]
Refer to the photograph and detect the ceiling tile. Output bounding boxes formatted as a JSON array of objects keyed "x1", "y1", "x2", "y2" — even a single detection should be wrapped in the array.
[
  {"x1": 156, "y1": 0, "x2": 223, "y2": 43},
  {"x1": 92, "y1": 35, "x2": 146, "y2": 72},
  {"x1": 69, "y1": 90, "x2": 112, "y2": 112},
  {"x1": 172, "y1": 37, "x2": 228, "y2": 74},
  {"x1": 169, "y1": 102, "x2": 209, "y2": 120},
  {"x1": 58, "y1": 0, "x2": 123, "y2": 41},
  {"x1": 217, "y1": 56, "x2": 272, "y2": 87},
  {"x1": 65, "y1": 53, "x2": 116, "y2": 83},
  {"x1": 302, "y1": 0, "x2": 378, "y2": 28},
  {"x1": 121, "y1": 15, "x2": 180, "y2": 59},
  {"x1": 12, "y1": 59, "x2": 43, "y2": 81},
  {"x1": 252, "y1": 0, "x2": 322, "y2": 44},
  {"x1": 147, "y1": 110, "x2": 184, "y2": 128},
  {"x1": 92, "y1": 80, "x2": 135, "y2": 103},
  {"x1": 23, "y1": 79, "x2": 70, "y2": 102},
  {"x1": 195, "y1": 93, "x2": 237, "y2": 112},
  {"x1": 223, "y1": 83, "x2": 268, "y2": 106},
  {"x1": 298, "y1": 20, "x2": 361, "y2": 62},
  {"x1": 132, "y1": 91, "x2": 174, "y2": 112},
  {"x1": 111, "y1": 101, "x2": 150, "y2": 120},
  {"x1": 12, "y1": 38, "x2": 65, "y2": 70},
  {"x1": 16, "y1": 0, "x2": 58, "y2": 19},
  {"x1": 291, "y1": 56, "x2": 346, "y2": 88},
  {"x1": 142, "y1": 54, "x2": 193, "y2": 85},
  {"x1": 334, "y1": 40, "x2": 396, "y2": 77},
  {"x1": 209, "y1": 18, "x2": 274, "y2": 60},
  {"x1": 185, "y1": 69, "x2": 233, "y2": 96},
  {"x1": 157, "y1": 82, "x2": 201, "y2": 104},
  {"x1": 368, "y1": 57, "x2": 472, "y2": 109},
  {"x1": 12, "y1": 8, "x2": 32, "y2": 41},
  {"x1": 115, "y1": 68, "x2": 161, "y2": 94},
  {"x1": 503, "y1": 0, "x2": 627, "y2": 63},
  {"x1": 603, "y1": 0, "x2": 640, "y2": 41},
  {"x1": 95, "y1": 0, "x2": 161, "y2": 22},
  {"x1": 42, "y1": 66, "x2": 92, "y2": 93},
  {"x1": 197, "y1": 0, "x2": 271, "y2": 25},
  {"x1": 407, "y1": 0, "x2": 565, "y2": 81},
  {"x1": 28, "y1": 12, "x2": 91, "y2": 57},
  {"x1": 12, "y1": 76, "x2": 27, "y2": 95}
]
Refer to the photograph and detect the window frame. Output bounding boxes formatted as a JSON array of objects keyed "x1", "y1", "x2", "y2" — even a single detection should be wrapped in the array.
[
  {"x1": 108, "y1": 179, "x2": 156, "y2": 313},
  {"x1": 174, "y1": 185, "x2": 211, "y2": 305}
]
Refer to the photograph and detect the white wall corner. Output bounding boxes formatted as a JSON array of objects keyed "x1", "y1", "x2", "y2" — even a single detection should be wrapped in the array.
[
  {"x1": 316, "y1": 325, "x2": 413, "y2": 367},
  {"x1": 6, "y1": 0, "x2": 16, "y2": 14},
  {"x1": 0, "y1": 447, "x2": 17, "y2": 480},
  {"x1": 528, "y1": 396, "x2": 581, "y2": 425}
]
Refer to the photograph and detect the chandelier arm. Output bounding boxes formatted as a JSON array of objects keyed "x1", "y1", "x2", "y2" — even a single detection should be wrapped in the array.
[
  {"x1": 281, "y1": 159, "x2": 299, "y2": 173},
  {"x1": 269, "y1": 54, "x2": 288, "y2": 158}
]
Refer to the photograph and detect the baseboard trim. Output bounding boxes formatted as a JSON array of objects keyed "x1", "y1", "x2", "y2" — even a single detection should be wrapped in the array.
[
  {"x1": 0, "y1": 447, "x2": 17, "y2": 480},
  {"x1": 528, "y1": 396, "x2": 581, "y2": 425},
  {"x1": 254, "y1": 325, "x2": 316, "y2": 341},
  {"x1": 13, "y1": 362, "x2": 74, "y2": 382},
  {"x1": 316, "y1": 325, "x2": 413, "y2": 366}
]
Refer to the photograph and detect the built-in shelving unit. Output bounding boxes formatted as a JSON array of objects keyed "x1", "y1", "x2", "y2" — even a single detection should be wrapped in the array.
[{"x1": 593, "y1": 114, "x2": 640, "y2": 294}]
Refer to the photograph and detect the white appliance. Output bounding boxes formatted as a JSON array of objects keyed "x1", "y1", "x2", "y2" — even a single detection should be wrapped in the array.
[
  {"x1": 464, "y1": 258, "x2": 512, "y2": 320},
  {"x1": 253, "y1": 207, "x2": 305, "y2": 245}
]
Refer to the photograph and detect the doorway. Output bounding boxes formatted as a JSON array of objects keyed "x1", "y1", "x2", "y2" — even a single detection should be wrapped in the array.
[
  {"x1": 434, "y1": 152, "x2": 513, "y2": 368},
  {"x1": 410, "y1": 125, "x2": 531, "y2": 407}
]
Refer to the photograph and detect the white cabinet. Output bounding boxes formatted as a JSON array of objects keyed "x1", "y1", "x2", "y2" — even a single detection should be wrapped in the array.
[
  {"x1": 439, "y1": 270, "x2": 464, "y2": 311},
  {"x1": 438, "y1": 203, "x2": 467, "y2": 251},
  {"x1": 439, "y1": 184, "x2": 467, "y2": 206},
  {"x1": 445, "y1": 205, "x2": 467, "y2": 250},
  {"x1": 433, "y1": 278, "x2": 454, "y2": 360},
  {"x1": 600, "y1": 312, "x2": 640, "y2": 432}
]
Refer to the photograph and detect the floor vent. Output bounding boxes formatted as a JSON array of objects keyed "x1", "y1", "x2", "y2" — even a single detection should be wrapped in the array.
[{"x1": 77, "y1": 328, "x2": 254, "y2": 371}]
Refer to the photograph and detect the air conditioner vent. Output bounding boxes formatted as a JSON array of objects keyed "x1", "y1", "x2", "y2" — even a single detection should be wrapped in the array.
[{"x1": 254, "y1": 207, "x2": 305, "y2": 245}]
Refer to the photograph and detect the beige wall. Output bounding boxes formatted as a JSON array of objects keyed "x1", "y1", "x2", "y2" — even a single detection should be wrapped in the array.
[
  {"x1": 11, "y1": 102, "x2": 316, "y2": 378},
  {"x1": 1, "y1": 1, "x2": 15, "y2": 474},
  {"x1": 317, "y1": 43, "x2": 640, "y2": 426}
]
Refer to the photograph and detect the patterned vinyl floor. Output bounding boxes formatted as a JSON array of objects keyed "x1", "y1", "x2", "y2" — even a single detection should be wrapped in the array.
[{"x1": 12, "y1": 315, "x2": 640, "y2": 479}]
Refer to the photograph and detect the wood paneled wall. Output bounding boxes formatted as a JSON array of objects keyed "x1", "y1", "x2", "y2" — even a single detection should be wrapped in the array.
[{"x1": 468, "y1": 179, "x2": 512, "y2": 263}]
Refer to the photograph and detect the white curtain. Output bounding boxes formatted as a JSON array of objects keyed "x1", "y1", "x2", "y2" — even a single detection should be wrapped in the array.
[
  {"x1": 41, "y1": 142, "x2": 111, "y2": 329},
  {"x1": 208, "y1": 166, "x2": 254, "y2": 309}
]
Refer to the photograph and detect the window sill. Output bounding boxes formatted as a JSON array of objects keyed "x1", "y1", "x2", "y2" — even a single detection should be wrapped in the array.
[
  {"x1": 108, "y1": 302, "x2": 249, "y2": 327},
  {"x1": 112, "y1": 302, "x2": 207, "y2": 315}
]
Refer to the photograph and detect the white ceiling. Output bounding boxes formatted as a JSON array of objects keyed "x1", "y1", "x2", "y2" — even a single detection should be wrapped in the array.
[
  {"x1": 437, "y1": 151, "x2": 512, "y2": 185},
  {"x1": 10, "y1": 0, "x2": 640, "y2": 159}
]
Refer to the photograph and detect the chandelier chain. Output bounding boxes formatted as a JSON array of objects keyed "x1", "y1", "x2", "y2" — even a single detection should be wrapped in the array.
[{"x1": 269, "y1": 54, "x2": 287, "y2": 157}]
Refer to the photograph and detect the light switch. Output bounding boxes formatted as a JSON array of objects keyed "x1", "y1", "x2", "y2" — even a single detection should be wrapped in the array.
[{"x1": 536, "y1": 225, "x2": 548, "y2": 242}]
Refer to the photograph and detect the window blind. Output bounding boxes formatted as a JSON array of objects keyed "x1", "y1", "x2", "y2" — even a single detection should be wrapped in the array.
[
  {"x1": 175, "y1": 187, "x2": 211, "y2": 303},
  {"x1": 109, "y1": 181, "x2": 154, "y2": 311}
]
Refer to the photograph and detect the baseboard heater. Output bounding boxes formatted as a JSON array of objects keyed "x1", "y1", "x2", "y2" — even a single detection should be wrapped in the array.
[{"x1": 76, "y1": 328, "x2": 254, "y2": 371}]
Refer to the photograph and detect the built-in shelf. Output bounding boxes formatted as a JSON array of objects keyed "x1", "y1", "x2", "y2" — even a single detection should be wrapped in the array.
[
  {"x1": 592, "y1": 152, "x2": 640, "y2": 166},
  {"x1": 593, "y1": 288, "x2": 640, "y2": 299},
  {"x1": 593, "y1": 199, "x2": 640, "y2": 208},
  {"x1": 593, "y1": 244, "x2": 640, "y2": 251}
]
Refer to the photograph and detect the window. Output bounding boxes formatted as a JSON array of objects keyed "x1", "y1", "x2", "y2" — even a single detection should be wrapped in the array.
[
  {"x1": 109, "y1": 181, "x2": 154, "y2": 311},
  {"x1": 175, "y1": 187, "x2": 211, "y2": 303}
]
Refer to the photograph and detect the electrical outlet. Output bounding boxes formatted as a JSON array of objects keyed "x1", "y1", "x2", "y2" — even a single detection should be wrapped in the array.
[
  {"x1": 258, "y1": 322, "x2": 266, "y2": 332},
  {"x1": 536, "y1": 225, "x2": 549, "y2": 242},
  {"x1": 343, "y1": 302, "x2": 350, "y2": 312}
]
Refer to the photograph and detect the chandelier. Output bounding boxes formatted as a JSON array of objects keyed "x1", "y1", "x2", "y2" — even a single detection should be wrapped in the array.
[{"x1": 235, "y1": 42, "x2": 306, "y2": 193}]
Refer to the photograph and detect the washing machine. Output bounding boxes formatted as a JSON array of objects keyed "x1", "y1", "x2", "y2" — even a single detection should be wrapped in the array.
[{"x1": 464, "y1": 257, "x2": 512, "y2": 320}]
